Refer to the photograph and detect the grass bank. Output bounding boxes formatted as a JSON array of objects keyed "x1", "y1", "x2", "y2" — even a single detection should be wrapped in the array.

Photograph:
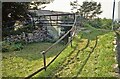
[{"x1": 2, "y1": 27, "x2": 117, "y2": 77}]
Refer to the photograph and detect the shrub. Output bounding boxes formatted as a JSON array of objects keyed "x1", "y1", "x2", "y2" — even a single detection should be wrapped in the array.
[
  {"x1": 10, "y1": 42, "x2": 23, "y2": 51},
  {"x1": 2, "y1": 41, "x2": 24, "y2": 52},
  {"x1": 2, "y1": 48, "x2": 9, "y2": 52},
  {"x1": 2, "y1": 41, "x2": 11, "y2": 52}
]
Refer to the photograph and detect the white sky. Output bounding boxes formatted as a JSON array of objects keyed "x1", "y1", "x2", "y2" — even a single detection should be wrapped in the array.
[{"x1": 43, "y1": 0, "x2": 120, "y2": 19}]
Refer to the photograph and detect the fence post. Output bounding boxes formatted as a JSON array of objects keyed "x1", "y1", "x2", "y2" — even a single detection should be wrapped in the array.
[
  {"x1": 70, "y1": 31, "x2": 73, "y2": 48},
  {"x1": 71, "y1": 36, "x2": 73, "y2": 48},
  {"x1": 41, "y1": 51, "x2": 46, "y2": 71}
]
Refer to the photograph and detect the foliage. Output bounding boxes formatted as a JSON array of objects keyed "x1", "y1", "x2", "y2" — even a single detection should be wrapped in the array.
[
  {"x1": 82, "y1": 18, "x2": 120, "y2": 30},
  {"x1": 87, "y1": 18, "x2": 102, "y2": 28},
  {"x1": 100, "y1": 18, "x2": 112, "y2": 29},
  {"x1": 70, "y1": 1, "x2": 119, "y2": 30},
  {"x1": 70, "y1": 0, "x2": 80, "y2": 13},
  {"x1": 2, "y1": 1, "x2": 53, "y2": 38},
  {"x1": 70, "y1": 1, "x2": 102, "y2": 19},
  {"x1": 2, "y1": 2, "x2": 31, "y2": 37},
  {"x1": 2, "y1": 41, "x2": 24, "y2": 52}
]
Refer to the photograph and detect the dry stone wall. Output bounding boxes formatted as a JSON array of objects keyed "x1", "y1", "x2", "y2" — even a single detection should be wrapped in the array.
[{"x1": 4, "y1": 27, "x2": 53, "y2": 43}]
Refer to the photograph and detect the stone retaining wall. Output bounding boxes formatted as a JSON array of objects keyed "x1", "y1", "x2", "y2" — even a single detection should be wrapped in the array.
[{"x1": 4, "y1": 27, "x2": 53, "y2": 43}]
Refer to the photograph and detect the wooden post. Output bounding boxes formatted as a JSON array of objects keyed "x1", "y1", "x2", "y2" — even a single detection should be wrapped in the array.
[
  {"x1": 42, "y1": 51, "x2": 46, "y2": 71},
  {"x1": 70, "y1": 31, "x2": 73, "y2": 48},
  {"x1": 71, "y1": 38, "x2": 73, "y2": 48}
]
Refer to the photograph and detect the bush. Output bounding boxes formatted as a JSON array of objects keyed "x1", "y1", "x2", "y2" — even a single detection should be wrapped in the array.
[
  {"x1": 83, "y1": 18, "x2": 115, "y2": 30},
  {"x1": 2, "y1": 48, "x2": 9, "y2": 52},
  {"x1": 2, "y1": 41, "x2": 24, "y2": 52},
  {"x1": 87, "y1": 19, "x2": 102, "y2": 28},
  {"x1": 2, "y1": 41, "x2": 11, "y2": 52},
  {"x1": 10, "y1": 43, "x2": 23, "y2": 51}
]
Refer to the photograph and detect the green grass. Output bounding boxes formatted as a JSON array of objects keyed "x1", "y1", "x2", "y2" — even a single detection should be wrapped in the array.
[
  {"x1": 2, "y1": 26, "x2": 117, "y2": 77},
  {"x1": 35, "y1": 36, "x2": 79, "y2": 77},
  {"x1": 79, "y1": 32, "x2": 116, "y2": 77},
  {"x1": 2, "y1": 42, "x2": 65, "y2": 77},
  {"x1": 35, "y1": 27, "x2": 116, "y2": 77}
]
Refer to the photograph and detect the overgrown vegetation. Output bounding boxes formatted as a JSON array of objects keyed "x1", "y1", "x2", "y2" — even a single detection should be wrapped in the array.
[{"x1": 2, "y1": 41, "x2": 24, "y2": 52}]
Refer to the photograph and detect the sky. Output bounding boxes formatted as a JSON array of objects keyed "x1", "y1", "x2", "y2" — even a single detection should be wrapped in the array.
[{"x1": 43, "y1": 0, "x2": 120, "y2": 19}]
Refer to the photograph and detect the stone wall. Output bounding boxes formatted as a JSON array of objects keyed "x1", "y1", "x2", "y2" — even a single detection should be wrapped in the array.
[{"x1": 4, "y1": 27, "x2": 53, "y2": 43}]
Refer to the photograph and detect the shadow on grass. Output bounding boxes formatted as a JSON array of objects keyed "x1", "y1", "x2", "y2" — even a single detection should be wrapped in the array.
[
  {"x1": 63, "y1": 39, "x2": 90, "y2": 69},
  {"x1": 75, "y1": 39, "x2": 90, "y2": 58},
  {"x1": 50, "y1": 43, "x2": 79, "y2": 76},
  {"x1": 51, "y1": 39, "x2": 90, "y2": 77},
  {"x1": 74, "y1": 37, "x2": 98, "y2": 77}
]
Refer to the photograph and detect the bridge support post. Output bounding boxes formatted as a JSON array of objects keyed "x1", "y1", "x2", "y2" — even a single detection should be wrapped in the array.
[{"x1": 42, "y1": 51, "x2": 46, "y2": 71}]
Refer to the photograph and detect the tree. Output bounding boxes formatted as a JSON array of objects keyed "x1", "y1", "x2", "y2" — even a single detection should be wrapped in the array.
[
  {"x1": 2, "y1": 2, "x2": 30, "y2": 37},
  {"x1": 2, "y1": 1, "x2": 54, "y2": 38},
  {"x1": 70, "y1": 0, "x2": 80, "y2": 13},
  {"x1": 70, "y1": 1, "x2": 102, "y2": 19}
]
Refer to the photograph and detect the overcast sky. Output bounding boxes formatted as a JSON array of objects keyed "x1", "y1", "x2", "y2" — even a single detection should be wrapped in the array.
[{"x1": 43, "y1": 0, "x2": 120, "y2": 19}]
